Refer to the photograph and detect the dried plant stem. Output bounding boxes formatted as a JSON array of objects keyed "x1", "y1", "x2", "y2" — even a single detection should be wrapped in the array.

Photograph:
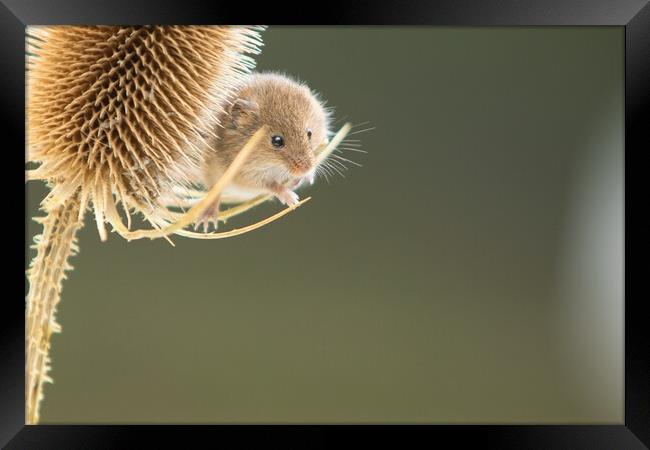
[
  {"x1": 317, "y1": 123, "x2": 352, "y2": 166},
  {"x1": 25, "y1": 194, "x2": 83, "y2": 424}
]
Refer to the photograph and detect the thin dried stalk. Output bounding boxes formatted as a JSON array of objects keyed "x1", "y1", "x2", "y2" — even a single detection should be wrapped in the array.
[{"x1": 25, "y1": 194, "x2": 83, "y2": 424}]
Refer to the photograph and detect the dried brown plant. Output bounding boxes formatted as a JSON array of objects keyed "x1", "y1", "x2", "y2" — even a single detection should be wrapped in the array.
[{"x1": 25, "y1": 24, "x2": 350, "y2": 424}]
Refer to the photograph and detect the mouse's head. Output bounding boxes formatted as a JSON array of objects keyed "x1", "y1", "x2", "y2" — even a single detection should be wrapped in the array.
[{"x1": 222, "y1": 73, "x2": 330, "y2": 184}]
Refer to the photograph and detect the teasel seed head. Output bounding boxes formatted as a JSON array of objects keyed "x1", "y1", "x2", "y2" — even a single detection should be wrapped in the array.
[{"x1": 27, "y1": 25, "x2": 265, "y2": 240}]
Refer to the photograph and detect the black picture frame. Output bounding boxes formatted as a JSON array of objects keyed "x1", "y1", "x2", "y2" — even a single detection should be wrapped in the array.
[{"x1": 4, "y1": 0, "x2": 649, "y2": 448}]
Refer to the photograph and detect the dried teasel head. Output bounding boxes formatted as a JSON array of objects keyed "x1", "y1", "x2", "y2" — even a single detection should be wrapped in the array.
[{"x1": 26, "y1": 25, "x2": 266, "y2": 240}]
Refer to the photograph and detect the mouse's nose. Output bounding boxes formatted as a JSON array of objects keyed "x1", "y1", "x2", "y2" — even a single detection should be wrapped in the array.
[{"x1": 290, "y1": 154, "x2": 315, "y2": 176}]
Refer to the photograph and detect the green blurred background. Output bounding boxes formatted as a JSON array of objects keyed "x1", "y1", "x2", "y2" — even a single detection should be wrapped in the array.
[{"x1": 27, "y1": 27, "x2": 624, "y2": 423}]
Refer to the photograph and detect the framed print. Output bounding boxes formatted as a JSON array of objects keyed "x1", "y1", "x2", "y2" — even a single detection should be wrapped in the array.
[{"x1": 2, "y1": 0, "x2": 649, "y2": 448}]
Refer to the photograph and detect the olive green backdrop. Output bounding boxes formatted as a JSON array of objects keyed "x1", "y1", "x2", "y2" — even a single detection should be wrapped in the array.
[{"x1": 27, "y1": 27, "x2": 624, "y2": 423}]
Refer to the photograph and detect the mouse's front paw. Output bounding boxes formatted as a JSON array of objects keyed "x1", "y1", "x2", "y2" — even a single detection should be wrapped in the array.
[
  {"x1": 193, "y1": 201, "x2": 220, "y2": 233},
  {"x1": 275, "y1": 188, "x2": 300, "y2": 207}
]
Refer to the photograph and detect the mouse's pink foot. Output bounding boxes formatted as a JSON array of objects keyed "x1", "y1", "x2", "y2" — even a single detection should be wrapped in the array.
[
  {"x1": 193, "y1": 199, "x2": 221, "y2": 233},
  {"x1": 268, "y1": 182, "x2": 300, "y2": 207},
  {"x1": 277, "y1": 188, "x2": 299, "y2": 206}
]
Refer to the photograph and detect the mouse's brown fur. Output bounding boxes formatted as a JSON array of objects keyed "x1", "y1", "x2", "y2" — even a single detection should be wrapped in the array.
[{"x1": 199, "y1": 72, "x2": 330, "y2": 228}]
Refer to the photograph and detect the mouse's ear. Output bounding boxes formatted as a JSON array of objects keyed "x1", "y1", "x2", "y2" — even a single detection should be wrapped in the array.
[{"x1": 229, "y1": 98, "x2": 259, "y2": 129}]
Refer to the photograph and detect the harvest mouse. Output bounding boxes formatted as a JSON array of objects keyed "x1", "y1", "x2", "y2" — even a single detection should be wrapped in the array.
[{"x1": 197, "y1": 72, "x2": 330, "y2": 230}]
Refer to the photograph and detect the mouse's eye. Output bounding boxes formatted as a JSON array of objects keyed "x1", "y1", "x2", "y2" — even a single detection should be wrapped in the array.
[
  {"x1": 271, "y1": 135, "x2": 285, "y2": 148},
  {"x1": 307, "y1": 129, "x2": 313, "y2": 140}
]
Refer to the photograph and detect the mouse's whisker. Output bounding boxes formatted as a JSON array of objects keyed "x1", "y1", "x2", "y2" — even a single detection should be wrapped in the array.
[
  {"x1": 346, "y1": 126, "x2": 375, "y2": 137},
  {"x1": 336, "y1": 146, "x2": 368, "y2": 156},
  {"x1": 322, "y1": 160, "x2": 346, "y2": 178},
  {"x1": 320, "y1": 162, "x2": 333, "y2": 176},
  {"x1": 315, "y1": 165, "x2": 331, "y2": 184},
  {"x1": 340, "y1": 148, "x2": 364, "y2": 154},
  {"x1": 321, "y1": 164, "x2": 339, "y2": 179},
  {"x1": 339, "y1": 141, "x2": 363, "y2": 147},
  {"x1": 331, "y1": 114, "x2": 349, "y2": 125},
  {"x1": 349, "y1": 120, "x2": 371, "y2": 129},
  {"x1": 317, "y1": 163, "x2": 334, "y2": 183},
  {"x1": 327, "y1": 156, "x2": 350, "y2": 171},
  {"x1": 331, "y1": 153, "x2": 362, "y2": 168},
  {"x1": 329, "y1": 165, "x2": 347, "y2": 179},
  {"x1": 338, "y1": 149, "x2": 367, "y2": 156}
]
